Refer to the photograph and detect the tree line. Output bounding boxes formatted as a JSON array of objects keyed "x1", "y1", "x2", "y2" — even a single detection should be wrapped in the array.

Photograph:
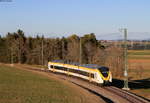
[{"x1": 0, "y1": 30, "x2": 124, "y2": 77}]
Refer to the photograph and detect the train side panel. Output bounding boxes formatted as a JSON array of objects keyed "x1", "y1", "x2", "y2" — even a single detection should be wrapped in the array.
[{"x1": 48, "y1": 62, "x2": 112, "y2": 84}]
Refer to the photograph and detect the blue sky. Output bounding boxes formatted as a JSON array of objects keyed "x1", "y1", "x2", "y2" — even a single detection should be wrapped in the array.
[{"x1": 0, "y1": 0, "x2": 150, "y2": 37}]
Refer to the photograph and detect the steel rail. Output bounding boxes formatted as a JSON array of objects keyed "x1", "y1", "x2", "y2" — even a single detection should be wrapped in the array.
[{"x1": 104, "y1": 86, "x2": 149, "y2": 103}]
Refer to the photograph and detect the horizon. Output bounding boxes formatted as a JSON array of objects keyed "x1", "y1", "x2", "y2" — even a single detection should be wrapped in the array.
[{"x1": 1, "y1": 29, "x2": 150, "y2": 40}]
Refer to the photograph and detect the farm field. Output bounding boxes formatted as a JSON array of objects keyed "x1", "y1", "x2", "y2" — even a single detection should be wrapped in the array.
[
  {"x1": 128, "y1": 50, "x2": 150, "y2": 79},
  {"x1": 0, "y1": 64, "x2": 103, "y2": 103},
  {"x1": 127, "y1": 50, "x2": 150, "y2": 99}
]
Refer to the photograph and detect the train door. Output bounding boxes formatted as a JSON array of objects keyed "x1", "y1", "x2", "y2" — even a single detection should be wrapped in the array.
[{"x1": 94, "y1": 73, "x2": 97, "y2": 79}]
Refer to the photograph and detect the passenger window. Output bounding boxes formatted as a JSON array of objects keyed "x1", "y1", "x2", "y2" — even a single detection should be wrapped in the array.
[
  {"x1": 50, "y1": 65, "x2": 53, "y2": 68},
  {"x1": 91, "y1": 73, "x2": 94, "y2": 78}
]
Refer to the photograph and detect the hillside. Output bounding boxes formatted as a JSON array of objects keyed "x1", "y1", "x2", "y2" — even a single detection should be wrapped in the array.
[{"x1": 0, "y1": 64, "x2": 104, "y2": 103}]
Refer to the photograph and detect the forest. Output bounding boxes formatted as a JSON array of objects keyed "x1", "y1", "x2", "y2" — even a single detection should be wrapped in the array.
[{"x1": 0, "y1": 30, "x2": 124, "y2": 77}]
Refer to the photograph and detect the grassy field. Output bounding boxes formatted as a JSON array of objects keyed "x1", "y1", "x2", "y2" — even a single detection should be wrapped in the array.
[
  {"x1": 127, "y1": 50, "x2": 150, "y2": 99},
  {"x1": 128, "y1": 50, "x2": 150, "y2": 79},
  {"x1": 128, "y1": 50, "x2": 150, "y2": 59},
  {"x1": 0, "y1": 64, "x2": 93, "y2": 103},
  {"x1": 128, "y1": 50, "x2": 150, "y2": 55}
]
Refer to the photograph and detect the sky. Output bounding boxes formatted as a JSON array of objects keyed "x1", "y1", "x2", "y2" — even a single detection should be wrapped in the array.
[{"x1": 0, "y1": 0, "x2": 150, "y2": 38}]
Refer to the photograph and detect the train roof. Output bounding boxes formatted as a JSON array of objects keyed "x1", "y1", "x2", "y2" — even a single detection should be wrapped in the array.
[
  {"x1": 51, "y1": 60, "x2": 107, "y2": 69},
  {"x1": 80, "y1": 64, "x2": 101, "y2": 69}
]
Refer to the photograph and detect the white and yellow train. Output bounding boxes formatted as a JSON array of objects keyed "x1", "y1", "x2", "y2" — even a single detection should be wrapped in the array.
[{"x1": 48, "y1": 60, "x2": 112, "y2": 85}]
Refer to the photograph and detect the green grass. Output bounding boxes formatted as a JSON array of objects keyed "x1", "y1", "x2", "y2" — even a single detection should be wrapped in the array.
[{"x1": 0, "y1": 65, "x2": 85, "y2": 103}]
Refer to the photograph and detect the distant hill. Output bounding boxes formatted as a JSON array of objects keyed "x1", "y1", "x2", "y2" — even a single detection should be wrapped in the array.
[{"x1": 97, "y1": 32, "x2": 150, "y2": 40}]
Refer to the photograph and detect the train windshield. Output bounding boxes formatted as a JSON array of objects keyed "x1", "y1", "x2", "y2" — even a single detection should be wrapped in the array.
[{"x1": 98, "y1": 67, "x2": 109, "y2": 77}]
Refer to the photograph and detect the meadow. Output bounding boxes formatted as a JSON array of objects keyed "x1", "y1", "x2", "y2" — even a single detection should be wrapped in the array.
[
  {"x1": 128, "y1": 50, "x2": 150, "y2": 79},
  {"x1": 0, "y1": 64, "x2": 92, "y2": 103},
  {"x1": 127, "y1": 50, "x2": 150, "y2": 99}
]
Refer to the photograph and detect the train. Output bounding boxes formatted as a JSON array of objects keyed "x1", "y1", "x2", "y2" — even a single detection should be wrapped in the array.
[{"x1": 48, "y1": 60, "x2": 112, "y2": 85}]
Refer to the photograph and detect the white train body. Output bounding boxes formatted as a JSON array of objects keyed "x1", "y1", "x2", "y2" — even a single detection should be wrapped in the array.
[{"x1": 48, "y1": 60, "x2": 112, "y2": 84}]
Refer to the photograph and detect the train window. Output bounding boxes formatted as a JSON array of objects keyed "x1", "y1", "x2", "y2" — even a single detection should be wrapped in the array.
[
  {"x1": 50, "y1": 65, "x2": 53, "y2": 68},
  {"x1": 63, "y1": 67, "x2": 68, "y2": 71},
  {"x1": 53, "y1": 66, "x2": 90, "y2": 77},
  {"x1": 68, "y1": 68, "x2": 89, "y2": 77},
  {"x1": 91, "y1": 73, "x2": 94, "y2": 78},
  {"x1": 78, "y1": 70, "x2": 89, "y2": 77},
  {"x1": 54, "y1": 66, "x2": 67, "y2": 71},
  {"x1": 101, "y1": 72, "x2": 108, "y2": 77},
  {"x1": 98, "y1": 67, "x2": 109, "y2": 72},
  {"x1": 69, "y1": 68, "x2": 78, "y2": 73},
  {"x1": 98, "y1": 67, "x2": 109, "y2": 77}
]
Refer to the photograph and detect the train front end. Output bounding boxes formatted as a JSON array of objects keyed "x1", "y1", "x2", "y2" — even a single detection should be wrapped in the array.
[{"x1": 98, "y1": 66, "x2": 112, "y2": 85}]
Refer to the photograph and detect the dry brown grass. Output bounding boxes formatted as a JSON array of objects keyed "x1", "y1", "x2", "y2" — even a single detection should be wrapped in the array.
[
  {"x1": 0, "y1": 64, "x2": 105, "y2": 103},
  {"x1": 127, "y1": 50, "x2": 150, "y2": 100},
  {"x1": 128, "y1": 59, "x2": 150, "y2": 63}
]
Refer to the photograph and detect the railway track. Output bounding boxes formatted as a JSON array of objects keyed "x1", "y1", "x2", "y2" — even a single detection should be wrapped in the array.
[
  {"x1": 104, "y1": 86, "x2": 149, "y2": 103},
  {"x1": 19, "y1": 65, "x2": 150, "y2": 103}
]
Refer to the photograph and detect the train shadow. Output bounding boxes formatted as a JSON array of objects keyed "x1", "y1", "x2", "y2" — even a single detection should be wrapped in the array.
[
  {"x1": 111, "y1": 79, "x2": 124, "y2": 88},
  {"x1": 129, "y1": 78, "x2": 150, "y2": 90},
  {"x1": 112, "y1": 78, "x2": 150, "y2": 90}
]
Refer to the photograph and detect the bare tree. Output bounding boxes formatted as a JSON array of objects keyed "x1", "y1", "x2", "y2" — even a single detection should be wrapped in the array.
[{"x1": 104, "y1": 46, "x2": 124, "y2": 78}]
